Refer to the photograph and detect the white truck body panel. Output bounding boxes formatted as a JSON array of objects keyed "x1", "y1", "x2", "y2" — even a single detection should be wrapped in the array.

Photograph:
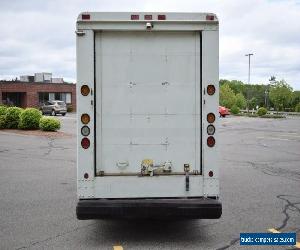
[
  {"x1": 76, "y1": 12, "x2": 219, "y2": 200},
  {"x1": 95, "y1": 31, "x2": 201, "y2": 174}
]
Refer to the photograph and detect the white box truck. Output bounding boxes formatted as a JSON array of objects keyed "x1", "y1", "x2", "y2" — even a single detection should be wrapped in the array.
[{"x1": 76, "y1": 12, "x2": 221, "y2": 219}]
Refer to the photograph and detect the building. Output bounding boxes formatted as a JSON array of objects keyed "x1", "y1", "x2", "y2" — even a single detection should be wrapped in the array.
[
  {"x1": 20, "y1": 75, "x2": 34, "y2": 82},
  {"x1": 34, "y1": 72, "x2": 52, "y2": 83},
  {"x1": 51, "y1": 77, "x2": 64, "y2": 84},
  {"x1": 0, "y1": 76, "x2": 76, "y2": 111}
]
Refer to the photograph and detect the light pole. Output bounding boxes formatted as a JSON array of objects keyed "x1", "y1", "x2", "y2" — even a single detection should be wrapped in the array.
[
  {"x1": 245, "y1": 53, "x2": 254, "y2": 111},
  {"x1": 245, "y1": 53, "x2": 253, "y2": 84}
]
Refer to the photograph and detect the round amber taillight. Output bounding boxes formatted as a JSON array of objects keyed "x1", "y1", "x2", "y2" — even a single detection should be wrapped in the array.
[
  {"x1": 81, "y1": 85, "x2": 90, "y2": 96},
  {"x1": 81, "y1": 137, "x2": 90, "y2": 149},
  {"x1": 207, "y1": 84, "x2": 216, "y2": 95},
  {"x1": 207, "y1": 136, "x2": 215, "y2": 147},
  {"x1": 207, "y1": 113, "x2": 215, "y2": 123},
  {"x1": 81, "y1": 114, "x2": 90, "y2": 124}
]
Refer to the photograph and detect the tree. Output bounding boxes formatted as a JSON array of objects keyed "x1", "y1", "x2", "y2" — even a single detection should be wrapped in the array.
[
  {"x1": 220, "y1": 84, "x2": 236, "y2": 108},
  {"x1": 220, "y1": 79, "x2": 244, "y2": 94},
  {"x1": 269, "y1": 80, "x2": 293, "y2": 111},
  {"x1": 248, "y1": 97, "x2": 257, "y2": 110},
  {"x1": 291, "y1": 91, "x2": 300, "y2": 109},
  {"x1": 235, "y1": 93, "x2": 246, "y2": 109}
]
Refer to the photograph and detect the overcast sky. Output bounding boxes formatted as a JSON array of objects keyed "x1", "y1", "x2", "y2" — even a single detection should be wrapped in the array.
[{"x1": 1, "y1": 0, "x2": 300, "y2": 89}]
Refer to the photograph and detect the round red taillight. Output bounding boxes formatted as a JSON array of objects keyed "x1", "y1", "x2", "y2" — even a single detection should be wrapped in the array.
[
  {"x1": 207, "y1": 113, "x2": 215, "y2": 123},
  {"x1": 208, "y1": 171, "x2": 214, "y2": 177},
  {"x1": 84, "y1": 173, "x2": 89, "y2": 179},
  {"x1": 81, "y1": 137, "x2": 90, "y2": 149},
  {"x1": 207, "y1": 136, "x2": 215, "y2": 147},
  {"x1": 207, "y1": 85, "x2": 215, "y2": 95},
  {"x1": 81, "y1": 85, "x2": 90, "y2": 96},
  {"x1": 81, "y1": 114, "x2": 90, "y2": 124}
]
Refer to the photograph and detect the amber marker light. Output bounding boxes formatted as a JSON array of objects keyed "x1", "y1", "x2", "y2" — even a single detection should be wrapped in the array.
[
  {"x1": 207, "y1": 113, "x2": 216, "y2": 123},
  {"x1": 207, "y1": 84, "x2": 216, "y2": 95},
  {"x1": 81, "y1": 85, "x2": 90, "y2": 96},
  {"x1": 81, "y1": 114, "x2": 90, "y2": 124}
]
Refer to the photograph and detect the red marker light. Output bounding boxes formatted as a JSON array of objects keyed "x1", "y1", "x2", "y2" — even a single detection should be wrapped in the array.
[
  {"x1": 144, "y1": 15, "x2": 152, "y2": 20},
  {"x1": 82, "y1": 14, "x2": 90, "y2": 20},
  {"x1": 131, "y1": 14, "x2": 139, "y2": 20},
  {"x1": 207, "y1": 136, "x2": 215, "y2": 147},
  {"x1": 81, "y1": 137, "x2": 90, "y2": 149},
  {"x1": 206, "y1": 15, "x2": 214, "y2": 21},
  {"x1": 84, "y1": 173, "x2": 89, "y2": 179},
  {"x1": 209, "y1": 171, "x2": 214, "y2": 177},
  {"x1": 158, "y1": 15, "x2": 166, "y2": 20}
]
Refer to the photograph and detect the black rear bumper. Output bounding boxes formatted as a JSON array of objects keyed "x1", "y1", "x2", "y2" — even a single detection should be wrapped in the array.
[{"x1": 76, "y1": 198, "x2": 222, "y2": 220}]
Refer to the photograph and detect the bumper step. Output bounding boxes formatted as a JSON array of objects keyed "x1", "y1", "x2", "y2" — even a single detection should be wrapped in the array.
[{"x1": 76, "y1": 198, "x2": 222, "y2": 220}]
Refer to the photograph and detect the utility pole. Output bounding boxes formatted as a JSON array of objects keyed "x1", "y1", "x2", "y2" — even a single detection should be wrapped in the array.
[{"x1": 245, "y1": 53, "x2": 254, "y2": 111}]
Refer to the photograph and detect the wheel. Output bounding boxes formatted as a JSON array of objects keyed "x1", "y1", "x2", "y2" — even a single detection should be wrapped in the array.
[
  {"x1": 222, "y1": 115, "x2": 226, "y2": 118},
  {"x1": 62, "y1": 113, "x2": 66, "y2": 116},
  {"x1": 51, "y1": 110, "x2": 56, "y2": 116}
]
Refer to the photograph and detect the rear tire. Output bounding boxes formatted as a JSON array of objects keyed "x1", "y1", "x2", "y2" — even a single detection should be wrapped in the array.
[
  {"x1": 51, "y1": 110, "x2": 56, "y2": 116},
  {"x1": 62, "y1": 113, "x2": 66, "y2": 116}
]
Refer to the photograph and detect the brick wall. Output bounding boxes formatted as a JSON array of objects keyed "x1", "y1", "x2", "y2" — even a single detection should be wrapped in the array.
[{"x1": 0, "y1": 81, "x2": 76, "y2": 111}]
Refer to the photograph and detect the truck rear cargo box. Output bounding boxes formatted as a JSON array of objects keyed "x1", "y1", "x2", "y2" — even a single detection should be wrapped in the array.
[{"x1": 76, "y1": 12, "x2": 221, "y2": 219}]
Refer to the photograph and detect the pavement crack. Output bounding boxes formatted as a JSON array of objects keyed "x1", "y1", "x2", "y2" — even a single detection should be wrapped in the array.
[
  {"x1": 246, "y1": 161, "x2": 300, "y2": 182},
  {"x1": 43, "y1": 138, "x2": 71, "y2": 156},
  {"x1": 275, "y1": 195, "x2": 300, "y2": 231},
  {"x1": 15, "y1": 222, "x2": 97, "y2": 250},
  {"x1": 222, "y1": 158, "x2": 300, "y2": 181},
  {"x1": 44, "y1": 138, "x2": 55, "y2": 156},
  {"x1": 216, "y1": 237, "x2": 239, "y2": 250},
  {"x1": 0, "y1": 149, "x2": 10, "y2": 153}
]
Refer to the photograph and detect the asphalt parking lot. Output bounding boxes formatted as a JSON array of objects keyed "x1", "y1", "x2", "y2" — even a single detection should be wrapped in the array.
[{"x1": 0, "y1": 114, "x2": 299, "y2": 250}]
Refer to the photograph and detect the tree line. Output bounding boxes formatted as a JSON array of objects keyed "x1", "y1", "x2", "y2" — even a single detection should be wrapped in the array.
[{"x1": 219, "y1": 78, "x2": 300, "y2": 112}]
